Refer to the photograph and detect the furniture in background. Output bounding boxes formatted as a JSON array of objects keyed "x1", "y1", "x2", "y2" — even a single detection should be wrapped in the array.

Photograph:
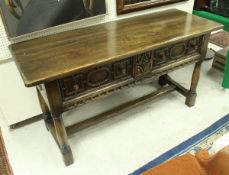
[
  {"x1": 193, "y1": 0, "x2": 210, "y2": 10},
  {"x1": 212, "y1": 47, "x2": 228, "y2": 71},
  {"x1": 193, "y1": 0, "x2": 229, "y2": 31},
  {"x1": 194, "y1": 0, "x2": 229, "y2": 17},
  {"x1": 209, "y1": 31, "x2": 229, "y2": 89},
  {"x1": 193, "y1": 0, "x2": 229, "y2": 61},
  {"x1": 210, "y1": 0, "x2": 229, "y2": 18},
  {"x1": 10, "y1": 9, "x2": 222, "y2": 166},
  {"x1": 142, "y1": 146, "x2": 229, "y2": 175}
]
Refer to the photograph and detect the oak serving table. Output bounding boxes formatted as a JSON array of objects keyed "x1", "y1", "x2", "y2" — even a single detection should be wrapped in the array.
[{"x1": 10, "y1": 9, "x2": 223, "y2": 166}]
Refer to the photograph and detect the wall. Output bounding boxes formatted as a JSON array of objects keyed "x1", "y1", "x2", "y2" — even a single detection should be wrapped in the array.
[{"x1": 0, "y1": 0, "x2": 194, "y2": 125}]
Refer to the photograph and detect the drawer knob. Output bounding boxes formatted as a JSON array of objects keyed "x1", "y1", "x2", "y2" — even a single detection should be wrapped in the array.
[
  {"x1": 117, "y1": 65, "x2": 126, "y2": 74},
  {"x1": 122, "y1": 67, "x2": 126, "y2": 74},
  {"x1": 190, "y1": 42, "x2": 198, "y2": 49},
  {"x1": 74, "y1": 84, "x2": 80, "y2": 91},
  {"x1": 158, "y1": 53, "x2": 165, "y2": 59}
]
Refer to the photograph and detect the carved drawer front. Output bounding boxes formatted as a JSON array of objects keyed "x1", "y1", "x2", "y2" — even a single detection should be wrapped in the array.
[
  {"x1": 134, "y1": 51, "x2": 153, "y2": 77},
  {"x1": 87, "y1": 67, "x2": 111, "y2": 87},
  {"x1": 187, "y1": 37, "x2": 202, "y2": 54},
  {"x1": 134, "y1": 36, "x2": 203, "y2": 77},
  {"x1": 169, "y1": 43, "x2": 186, "y2": 59},
  {"x1": 59, "y1": 74, "x2": 85, "y2": 100},
  {"x1": 154, "y1": 48, "x2": 169, "y2": 65},
  {"x1": 154, "y1": 42, "x2": 187, "y2": 66},
  {"x1": 113, "y1": 59, "x2": 132, "y2": 79},
  {"x1": 59, "y1": 58, "x2": 133, "y2": 100}
]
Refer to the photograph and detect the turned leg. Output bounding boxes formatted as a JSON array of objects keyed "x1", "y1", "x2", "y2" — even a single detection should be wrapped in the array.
[
  {"x1": 37, "y1": 88, "x2": 52, "y2": 130},
  {"x1": 44, "y1": 81, "x2": 74, "y2": 166},
  {"x1": 52, "y1": 115, "x2": 73, "y2": 166},
  {"x1": 185, "y1": 61, "x2": 202, "y2": 107},
  {"x1": 158, "y1": 74, "x2": 168, "y2": 86}
]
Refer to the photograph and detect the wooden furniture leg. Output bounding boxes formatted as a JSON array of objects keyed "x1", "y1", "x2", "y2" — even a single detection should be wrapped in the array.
[
  {"x1": 185, "y1": 33, "x2": 209, "y2": 107},
  {"x1": 52, "y1": 115, "x2": 73, "y2": 166},
  {"x1": 158, "y1": 64, "x2": 203, "y2": 107},
  {"x1": 44, "y1": 81, "x2": 73, "y2": 166},
  {"x1": 37, "y1": 88, "x2": 51, "y2": 130},
  {"x1": 158, "y1": 74, "x2": 168, "y2": 86},
  {"x1": 185, "y1": 61, "x2": 202, "y2": 107}
]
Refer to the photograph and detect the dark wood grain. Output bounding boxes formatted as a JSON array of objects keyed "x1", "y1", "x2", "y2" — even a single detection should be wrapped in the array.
[{"x1": 10, "y1": 9, "x2": 223, "y2": 87}]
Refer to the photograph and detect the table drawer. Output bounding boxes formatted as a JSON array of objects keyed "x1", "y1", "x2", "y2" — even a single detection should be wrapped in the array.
[
  {"x1": 59, "y1": 36, "x2": 203, "y2": 101},
  {"x1": 134, "y1": 36, "x2": 203, "y2": 77},
  {"x1": 59, "y1": 58, "x2": 133, "y2": 101}
]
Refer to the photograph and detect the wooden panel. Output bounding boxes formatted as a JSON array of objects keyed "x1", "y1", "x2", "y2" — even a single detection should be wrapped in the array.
[{"x1": 10, "y1": 9, "x2": 223, "y2": 87}]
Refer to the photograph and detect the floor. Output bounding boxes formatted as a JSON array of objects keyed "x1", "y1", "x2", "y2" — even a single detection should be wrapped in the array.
[
  {"x1": 0, "y1": 44, "x2": 229, "y2": 175},
  {"x1": 0, "y1": 61, "x2": 41, "y2": 125}
]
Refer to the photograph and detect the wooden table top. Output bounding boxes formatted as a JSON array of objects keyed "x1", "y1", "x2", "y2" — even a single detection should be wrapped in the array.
[{"x1": 10, "y1": 9, "x2": 223, "y2": 87}]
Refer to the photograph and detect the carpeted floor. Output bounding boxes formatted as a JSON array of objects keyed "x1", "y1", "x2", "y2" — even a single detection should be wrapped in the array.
[
  {"x1": 0, "y1": 128, "x2": 13, "y2": 175},
  {"x1": 210, "y1": 31, "x2": 229, "y2": 48},
  {"x1": 131, "y1": 114, "x2": 229, "y2": 175}
]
